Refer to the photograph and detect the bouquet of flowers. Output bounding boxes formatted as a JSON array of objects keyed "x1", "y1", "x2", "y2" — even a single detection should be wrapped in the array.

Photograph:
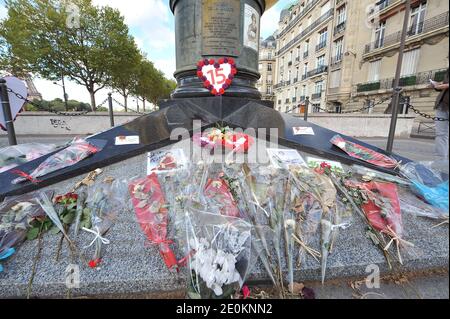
[
  {"x1": 331, "y1": 135, "x2": 399, "y2": 169},
  {"x1": 129, "y1": 174, "x2": 178, "y2": 270},
  {"x1": 0, "y1": 192, "x2": 52, "y2": 262},
  {"x1": 183, "y1": 209, "x2": 252, "y2": 299},
  {"x1": 344, "y1": 180, "x2": 414, "y2": 265},
  {"x1": 239, "y1": 163, "x2": 288, "y2": 296},
  {"x1": 12, "y1": 138, "x2": 105, "y2": 184},
  {"x1": 193, "y1": 126, "x2": 254, "y2": 153},
  {"x1": 203, "y1": 174, "x2": 241, "y2": 218},
  {"x1": 83, "y1": 179, "x2": 127, "y2": 268},
  {"x1": 0, "y1": 143, "x2": 56, "y2": 174}
]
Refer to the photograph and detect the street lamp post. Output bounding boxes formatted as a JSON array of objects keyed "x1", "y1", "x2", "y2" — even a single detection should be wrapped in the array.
[
  {"x1": 53, "y1": 75, "x2": 69, "y2": 111},
  {"x1": 386, "y1": 0, "x2": 411, "y2": 153}
]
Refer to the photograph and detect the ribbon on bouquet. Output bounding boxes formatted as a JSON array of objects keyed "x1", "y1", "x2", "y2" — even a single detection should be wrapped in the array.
[{"x1": 82, "y1": 226, "x2": 111, "y2": 249}]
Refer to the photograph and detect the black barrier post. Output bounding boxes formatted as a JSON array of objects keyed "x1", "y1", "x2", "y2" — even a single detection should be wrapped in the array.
[
  {"x1": 108, "y1": 93, "x2": 115, "y2": 127},
  {"x1": 304, "y1": 96, "x2": 310, "y2": 122},
  {"x1": 0, "y1": 79, "x2": 18, "y2": 145},
  {"x1": 386, "y1": 0, "x2": 411, "y2": 153}
]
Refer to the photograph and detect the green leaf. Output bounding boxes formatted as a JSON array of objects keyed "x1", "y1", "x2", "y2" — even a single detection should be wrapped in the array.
[
  {"x1": 27, "y1": 227, "x2": 40, "y2": 241},
  {"x1": 62, "y1": 212, "x2": 76, "y2": 225},
  {"x1": 49, "y1": 225, "x2": 61, "y2": 235}
]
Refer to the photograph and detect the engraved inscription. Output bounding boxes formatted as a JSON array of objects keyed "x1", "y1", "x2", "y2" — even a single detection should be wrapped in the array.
[{"x1": 202, "y1": 0, "x2": 240, "y2": 56}]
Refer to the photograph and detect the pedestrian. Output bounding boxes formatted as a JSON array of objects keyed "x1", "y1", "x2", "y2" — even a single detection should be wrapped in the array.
[{"x1": 431, "y1": 68, "x2": 449, "y2": 160}]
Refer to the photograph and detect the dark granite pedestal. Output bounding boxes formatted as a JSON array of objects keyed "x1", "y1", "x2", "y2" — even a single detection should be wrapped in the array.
[
  {"x1": 0, "y1": 96, "x2": 410, "y2": 200},
  {"x1": 0, "y1": 97, "x2": 447, "y2": 299}
]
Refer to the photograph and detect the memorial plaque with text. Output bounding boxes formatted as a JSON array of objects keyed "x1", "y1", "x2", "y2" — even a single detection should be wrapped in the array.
[{"x1": 202, "y1": 0, "x2": 240, "y2": 56}]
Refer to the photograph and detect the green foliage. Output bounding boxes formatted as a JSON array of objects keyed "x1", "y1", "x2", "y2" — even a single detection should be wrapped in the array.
[
  {"x1": 27, "y1": 98, "x2": 91, "y2": 112},
  {"x1": 0, "y1": 0, "x2": 141, "y2": 110}
]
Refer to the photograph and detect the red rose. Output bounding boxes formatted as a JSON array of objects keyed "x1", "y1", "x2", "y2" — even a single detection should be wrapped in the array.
[
  {"x1": 219, "y1": 88, "x2": 225, "y2": 95},
  {"x1": 211, "y1": 88, "x2": 217, "y2": 95},
  {"x1": 204, "y1": 80, "x2": 211, "y2": 87},
  {"x1": 197, "y1": 60, "x2": 204, "y2": 67},
  {"x1": 209, "y1": 58, "x2": 215, "y2": 65},
  {"x1": 242, "y1": 285, "x2": 251, "y2": 299},
  {"x1": 218, "y1": 58, "x2": 224, "y2": 64},
  {"x1": 226, "y1": 79, "x2": 232, "y2": 85},
  {"x1": 228, "y1": 58, "x2": 235, "y2": 65},
  {"x1": 231, "y1": 68, "x2": 237, "y2": 75},
  {"x1": 88, "y1": 259, "x2": 102, "y2": 268},
  {"x1": 197, "y1": 71, "x2": 203, "y2": 78}
]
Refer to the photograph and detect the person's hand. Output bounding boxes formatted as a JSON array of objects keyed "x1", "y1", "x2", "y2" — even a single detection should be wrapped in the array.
[{"x1": 435, "y1": 83, "x2": 449, "y2": 90}]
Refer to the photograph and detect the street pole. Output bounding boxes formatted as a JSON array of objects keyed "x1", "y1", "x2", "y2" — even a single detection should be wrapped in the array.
[
  {"x1": 386, "y1": 0, "x2": 411, "y2": 153},
  {"x1": 61, "y1": 72, "x2": 69, "y2": 112},
  {"x1": 0, "y1": 79, "x2": 18, "y2": 145},
  {"x1": 304, "y1": 96, "x2": 310, "y2": 121},
  {"x1": 108, "y1": 93, "x2": 115, "y2": 127}
]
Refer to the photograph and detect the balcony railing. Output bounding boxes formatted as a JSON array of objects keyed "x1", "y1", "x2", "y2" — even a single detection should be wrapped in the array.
[
  {"x1": 295, "y1": 56, "x2": 301, "y2": 62},
  {"x1": 293, "y1": 77, "x2": 298, "y2": 83},
  {"x1": 278, "y1": 0, "x2": 320, "y2": 38},
  {"x1": 311, "y1": 92, "x2": 322, "y2": 100},
  {"x1": 277, "y1": 9, "x2": 334, "y2": 56},
  {"x1": 307, "y1": 65, "x2": 328, "y2": 78},
  {"x1": 364, "y1": 12, "x2": 449, "y2": 54},
  {"x1": 286, "y1": 80, "x2": 291, "y2": 85},
  {"x1": 356, "y1": 68, "x2": 448, "y2": 92},
  {"x1": 292, "y1": 97, "x2": 297, "y2": 103},
  {"x1": 274, "y1": 82, "x2": 284, "y2": 89},
  {"x1": 302, "y1": 74, "x2": 308, "y2": 80},
  {"x1": 330, "y1": 53, "x2": 343, "y2": 66},
  {"x1": 316, "y1": 41, "x2": 327, "y2": 52},
  {"x1": 303, "y1": 51, "x2": 309, "y2": 59},
  {"x1": 334, "y1": 21, "x2": 346, "y2": 36}
]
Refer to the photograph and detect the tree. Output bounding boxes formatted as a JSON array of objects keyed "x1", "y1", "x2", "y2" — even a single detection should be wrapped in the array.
[
  {"x1": 131, "y1": 59, "x2": 176, "y2": 111},
  {"x1": 0, "y1": 0, "x2": 138, "y2": 110},
  {"x1": 109, "y1": 46, "x2": 141, "y2": 112}
]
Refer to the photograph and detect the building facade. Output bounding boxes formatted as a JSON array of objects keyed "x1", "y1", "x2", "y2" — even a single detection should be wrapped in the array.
[
  {"x1": 349, "y1": 0, "x2": 449, "y2": 116},
  {"x1": 257, "y1": 36, "x2": 276, "y2": 101},
  {"x1": 272, "y1": 0, "x2": 449, "y2": 117}
]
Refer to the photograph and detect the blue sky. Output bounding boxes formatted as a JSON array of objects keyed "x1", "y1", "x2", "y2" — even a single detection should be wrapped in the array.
[{"x1": 0, "y1": 0, "x2": 289, "y2": 105}]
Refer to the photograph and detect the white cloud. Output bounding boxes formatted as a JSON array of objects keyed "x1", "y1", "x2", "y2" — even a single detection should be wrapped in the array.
[
  {"x1": 261, "y1": 4, "x2": 281, "y2": 39},
  {"x1": 0, "y1": 4, "x2": 7, "y2": 20},
  {"x1": 153, "y1": 57, "x2": 176, "y2": 79},
  {"x1": 92, "y1": 0, "x2": 170, "y2": 28}
]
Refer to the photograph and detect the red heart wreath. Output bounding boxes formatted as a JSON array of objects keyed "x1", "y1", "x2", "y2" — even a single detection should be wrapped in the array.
[{"x1": 196, "y1": 57, "x2": 237, "y2": 96}]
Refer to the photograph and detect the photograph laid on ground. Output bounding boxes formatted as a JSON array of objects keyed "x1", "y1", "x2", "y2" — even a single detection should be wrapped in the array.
[{"x1": 0, "y1": 0, "x2": 448, "y2": 303}]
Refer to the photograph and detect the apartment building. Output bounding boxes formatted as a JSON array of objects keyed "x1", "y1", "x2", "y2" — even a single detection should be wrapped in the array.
[
  {"x1": 273, "y1": 0, "x2": 449, "y2": 116},
  {"x1": 257, "y1": 36, "x2": 276, "y2": 101},
  {"x1": 274, "y1": 0, "x2": 337, "y2": 113},
  {"x1": 349, "y1": 0, "x2": 449, "y2": 116}
]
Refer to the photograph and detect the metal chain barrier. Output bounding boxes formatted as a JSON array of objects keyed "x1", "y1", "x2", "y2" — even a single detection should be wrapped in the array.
[
  {"x1": 288, "y1": 94, "x2": 449, "y2": 121},
  {"x1": 407, "y1": 103, "x2": 449, "y2": 122},
  {"x1": 7, "y1": 87, "x2": 92, "y2": 116},
  {"x1": 112, "y1": 98, "x2": 146, "y2": 115},
  {"x1": 289, "y1": 95, "x2": 393, "y2": 115}
]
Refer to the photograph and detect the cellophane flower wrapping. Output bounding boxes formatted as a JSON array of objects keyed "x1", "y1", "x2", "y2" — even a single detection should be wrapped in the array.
[
  {"x1": 0, "y1": 191, "x2": 53, "y2": 258},
  {"x1": 84, "y1": 179, "x2": 128, "y2": 267},
  {"x1": 400, "y1": 162, "x2": 449, "y2": 211},
  {"x1": 183, "y1": 209, "x2": 252, "y2": 299},
  {"x1": 12, "y1": 139, "x2": 105, "y2": 184},
  {"x1": 129, "y1": 173, "x2": 179, "y2": 270},
  {"x1": 331, "y1": 135, "x2": 398, "y2": 169},
  {"x1": 398, "y1": 186, "x2": 448, "y2": 220},
  {"x1": 0, "y1": 143, "x2": 57, "y2": 174},
  {"x1": 237, "y1": 164, "x2": 289, "y2": 293}
]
